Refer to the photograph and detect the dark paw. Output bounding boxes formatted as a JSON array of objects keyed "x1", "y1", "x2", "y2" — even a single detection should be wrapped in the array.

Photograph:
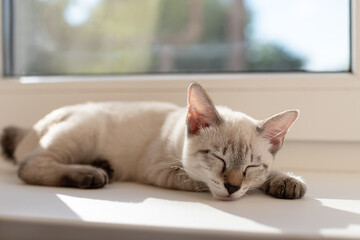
[
  {"x1": 265, "y1": 176, "x2": 306, "y2": 199},
  {"x1": 61, "y1": 167, "x2": 108, "y2": 189},
  {"x1": 1, "y1": 126, "x2": 22, "y2": 161},
  {"x1": 92, "y1": 158, "x2": 114, "y2": 180}
]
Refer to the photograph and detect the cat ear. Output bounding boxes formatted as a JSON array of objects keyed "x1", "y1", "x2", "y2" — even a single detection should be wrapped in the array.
[
  {"x1": 186, "y1": 82, "x2": 222, "y2": 135},
  {"x1": 258, "y1": 110, "x2": 299, "y2": 154}
]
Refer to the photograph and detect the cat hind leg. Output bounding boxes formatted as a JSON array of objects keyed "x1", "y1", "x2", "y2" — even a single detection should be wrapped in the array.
[{"x1": 18, "y1": 149, "x2": 109, "y2": 189}]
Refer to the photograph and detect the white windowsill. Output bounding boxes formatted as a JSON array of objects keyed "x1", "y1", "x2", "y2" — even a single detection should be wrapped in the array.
[{"x1": 1, "y1": 141, "x2": 359, "y2": 240}]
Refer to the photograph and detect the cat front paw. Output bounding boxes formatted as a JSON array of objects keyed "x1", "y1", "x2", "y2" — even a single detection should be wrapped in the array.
[
  {"x1": 61, "y1": 166, "x2": 109, "y2": 189},
  {"x1": 264, "y1": 173, "x2": 306, "y2": 199}
]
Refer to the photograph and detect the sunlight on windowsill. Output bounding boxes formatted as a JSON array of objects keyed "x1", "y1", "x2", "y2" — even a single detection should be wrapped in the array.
[
  {"x1": 56, "y1": 194, "x2": 281, "y2": 234},
  {"x1": 55, "y1": 193, "x2": 360, "y2": 238},
  {"x1": 56, "y1": 193, "x2": 360, "y2": 238},
  {"x1": 316, "y1": 198, "x2": 360, "y2": 215}
]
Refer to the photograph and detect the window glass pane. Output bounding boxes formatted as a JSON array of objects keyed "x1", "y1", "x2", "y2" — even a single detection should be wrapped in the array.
[{"x1": 5, "y1": 0, "x2": 350, "y2": 76}]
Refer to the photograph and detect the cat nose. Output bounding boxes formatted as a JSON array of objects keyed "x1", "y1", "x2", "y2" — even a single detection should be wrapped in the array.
[{"x1": 224, "y1": 183, "x2": 240, "y2": 195}]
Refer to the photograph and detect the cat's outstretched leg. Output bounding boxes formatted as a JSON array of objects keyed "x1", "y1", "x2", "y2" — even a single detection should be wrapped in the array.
[
  {"x1": 261, "y1": 170, "x2": 306, "y2": 199},
  {"x1": 17, "y1": 149, "x2": 109, "y2": 189}
]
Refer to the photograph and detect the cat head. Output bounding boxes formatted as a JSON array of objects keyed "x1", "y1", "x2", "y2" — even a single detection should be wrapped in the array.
[{"x1": 182, "y1": 82, "x2": 298, "y2": 200}]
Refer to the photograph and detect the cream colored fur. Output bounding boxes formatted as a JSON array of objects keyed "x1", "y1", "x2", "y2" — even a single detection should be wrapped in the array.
[{"x1": 7, "y1": 83, "x2": 306, "y2": 200}]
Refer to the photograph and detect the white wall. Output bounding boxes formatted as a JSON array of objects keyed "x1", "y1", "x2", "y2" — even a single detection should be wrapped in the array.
[{"x1": 0, "y1": 1, "x2": 359, "y2": 143}]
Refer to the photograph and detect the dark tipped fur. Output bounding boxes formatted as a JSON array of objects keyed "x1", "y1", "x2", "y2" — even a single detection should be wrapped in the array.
[
  {"x1": 60, "y1": 169, "x2": 108, "y2": 189},
  {"x1": 1, "y1": 126, "x2": 26, "y2": 162},
  {"x1": 56, "y1": 159, "x2": 113, "y2": 189},
  {"x1": 263, "y1": 175, "x2": 306, "y2": 199},
  {"x1": 92, "y1": 158, "x2": 115, "y2": 180}
]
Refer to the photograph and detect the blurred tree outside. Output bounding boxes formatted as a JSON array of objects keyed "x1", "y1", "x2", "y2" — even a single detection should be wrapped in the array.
[
  {"x1": 15, "y1": 0, "x2": 161, "y2": 75},
  {"x1": 12, "y1": 0, "x2": 304, "y2": 76},
  {"x1": 247, "y1": 42, "x2": 304, "y2": 71},
  {"x1": 153, "y1": 0, "x2": 304, "y2": 72}
]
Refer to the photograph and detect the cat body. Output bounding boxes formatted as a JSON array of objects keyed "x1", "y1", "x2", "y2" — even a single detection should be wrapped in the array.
[{"x1": 1, "y1": 83, "x2": 306, "y2": 200}]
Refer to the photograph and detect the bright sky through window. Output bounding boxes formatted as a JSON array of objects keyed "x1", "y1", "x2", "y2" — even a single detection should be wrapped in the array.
[{"x1": 246, "y1": 0, "x2": 350, "y2": 71}]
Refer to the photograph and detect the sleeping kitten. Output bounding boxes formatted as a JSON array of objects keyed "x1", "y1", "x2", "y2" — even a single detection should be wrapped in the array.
[{"x1": 1, "y1": 82, "x2": 306, "y2": 200}]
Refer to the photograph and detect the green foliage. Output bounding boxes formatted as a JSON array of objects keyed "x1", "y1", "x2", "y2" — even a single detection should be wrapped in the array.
[
  {"x1": 247, "y1": 43, "x2": 304, "y2": 71},
  {"x1": 201, "y1": 0, "x2": 228, "y2": 42},
  {"x1": 157, "y1": 0, "x2": 188, "y2": 37},
  {"x1": 17, "y1": 0, "x2": 305, "y2": 75}
]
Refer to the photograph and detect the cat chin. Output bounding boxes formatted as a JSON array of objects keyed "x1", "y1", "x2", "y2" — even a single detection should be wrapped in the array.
[
  {"x1": 211, "y1": 193, "x2": 243, "y2": 201},
  {"x1": 212, "y1": 194, "x2": 238, "y2": 201},
  {"x1": 211, "y1": 189, "x2": 248, "y2": 201}
]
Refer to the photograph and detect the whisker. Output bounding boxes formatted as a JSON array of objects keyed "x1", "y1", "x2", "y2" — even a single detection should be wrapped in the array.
[
  {"x1": 194, "y1": 187, "x2": 209, "y2": 192},
  {"x1": 167, "y1": 155, "x2": 183, "y2": 164},
  {"x1": 166, "y1": 155, "x2": 206, "y2": 192},
  {"x1": 176, "y1": 172, "x2": 189, "y2": 176}
]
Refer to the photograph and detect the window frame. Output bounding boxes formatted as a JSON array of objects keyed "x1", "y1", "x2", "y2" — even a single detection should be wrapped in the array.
[{"x1": 0, "y1": 0, "x2": 359, "y2": 142}]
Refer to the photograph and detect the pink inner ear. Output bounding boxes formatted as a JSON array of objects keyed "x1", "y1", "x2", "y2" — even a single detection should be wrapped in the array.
[
  {"x1": 186, "y1": 103, "x2": 212, "y2": 134},
  {"x1": 260, "y1": 110, "x2": 298, "y2": 154},
  {"x1": 186, "y1": 111, "x2": 210, "y2": 134},
  {"x1": 186, "y1": 83, "x2": 220, "y2": 135},
  {"x1": 262, "y1": 125, "x2": 288, "y2": 140},
  {"x1": 262, "y1": 111, "x2": 298, "y2": 138}
]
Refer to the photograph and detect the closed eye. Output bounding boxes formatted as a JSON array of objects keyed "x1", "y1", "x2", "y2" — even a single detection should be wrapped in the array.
[
  {"x1": 211, "y1": 154, "x2": 226, "y2": 173},
  {"x1": 199, "y1": 149, "x2": 210, "y2": 154},
  {"x1": 244, "y1": 164, "x2": 261, "y2": 175}
]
